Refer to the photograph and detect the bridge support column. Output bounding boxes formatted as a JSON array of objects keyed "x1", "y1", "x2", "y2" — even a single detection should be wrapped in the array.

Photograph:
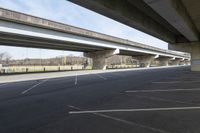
[
  {"x1": 0, "y1": 64, "x2": 2, "y2": 73},
  {"x1": 171, "y1": 58, "x2": 183, "y2": 66},
  {"x1": 84, "y1": 49, "x2": 120, "y2": 70},
  {"x1": 156, "y1": 57, "x2": 175, "y2": 66},
  {"x1": 169, "y1": 43, "x2": 198, "y2": 71},
  {"x1": 133, "y1": 55, "x2": 158, "y2": 68},
  {"x1": 191, "y1": 44, "x2": 200, "y2": 71},
  {"x1": 184, "y1": 60, "x2": 191, "y2": 66},
  {"x1": 159, "y1": 59, "x2": 169, "y2": 66}
]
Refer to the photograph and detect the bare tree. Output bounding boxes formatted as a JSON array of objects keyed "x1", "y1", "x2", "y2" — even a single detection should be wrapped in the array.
[
  {"x1": 0, "y1": 52, "x2": 12, "y2": 65},
  {"x1": 0, "y1": 52, "x2": 5, "y2": 61}
]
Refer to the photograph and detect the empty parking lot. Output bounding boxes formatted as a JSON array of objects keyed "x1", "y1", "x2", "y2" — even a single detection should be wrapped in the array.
[{"x1": 1, "y1": 66, "x2": 200, "y2": 133}]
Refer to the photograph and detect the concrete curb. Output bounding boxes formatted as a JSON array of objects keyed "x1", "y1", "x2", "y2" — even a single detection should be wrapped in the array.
[{"x1": 0, "y1": 65, "x2": 188, "y2": 83}]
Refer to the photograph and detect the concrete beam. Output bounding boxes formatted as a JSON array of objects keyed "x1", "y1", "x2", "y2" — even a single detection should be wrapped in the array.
[
  {"x1": 169, "y1": 43, "x2": 192, "y2": 53},
  {"x1": 144, "y1": 0, "x2": 199, "y2": 42},
  {"x1": 84, "y1": 49, "x2": 120, "y2": 70},
  {"x1": 169, "y1": 42, "x2": 200, "y2": 53},
  {"x1": 0, "y1": 8, "x2": 128, "y2": 45},
  {"x1": 0, "y1": 8, "x2": 190, "y2": 59},
  {"x1": 68, "y1": 0, "x2": 176, "y2": 43}
]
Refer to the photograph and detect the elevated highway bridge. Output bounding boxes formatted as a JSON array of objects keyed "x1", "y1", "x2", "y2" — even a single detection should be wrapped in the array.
[
  {"x1": 0, "y1": 8, "x2": 190, "y2": 69},
  {"x1": 68, "y1": 0, "x2": 199, "y2": 71}
]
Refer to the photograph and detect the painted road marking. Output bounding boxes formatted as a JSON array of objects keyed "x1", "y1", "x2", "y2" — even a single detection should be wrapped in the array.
[
  {"x1": 152, "y1": 81, "x2": 200, "y2": 84},
  {"x1": 75, "y1": 73, "x2": 78, "y2": 85},
  {"x1": 68, "y1": 105, "x2": 170, "y2": 133},
  {"x1": 0, "y1": 83, "x2": 8, "y2": 87},
  {"x1": 95, "y1": 73, "x2": 107, "y2": 80},
  {"x1": 21, "y1": 79, "x2": 48, "y2": 94},
  {"x1": 69, "y1": 106, "x2": 200, "y2": 114},
  {"x1": 125, "y1": 88, "x2": 200, "y2": 93},
  {"x1": 111, "y1": 72, "x2": 125, "y2": 78},
  {"x1": 135, "y1": 95, "x2": 197, "y2": 105}
]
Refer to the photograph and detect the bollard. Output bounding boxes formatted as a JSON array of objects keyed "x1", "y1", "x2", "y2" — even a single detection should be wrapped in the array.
[{"x1": 3, "y1": 69, "x2": 5, "y2": 74}]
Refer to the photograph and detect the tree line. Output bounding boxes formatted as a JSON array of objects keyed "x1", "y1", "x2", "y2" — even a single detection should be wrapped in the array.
[{"x1": 0, "y1": 52, "x2": 137, "y2": 66}]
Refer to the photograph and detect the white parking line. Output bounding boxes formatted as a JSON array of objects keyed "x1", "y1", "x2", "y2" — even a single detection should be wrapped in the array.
[
  {"x1": 0, "y1": 83, "x2": 8, "y2": 87},
  {"x1": 152, "y1": 81, "x2": 200, "y2": 84},
  {"x1": 111, "y1": 72, "x2": 125, "y2": 78},
  {"x1": 95, "y1": 73, "x2": 107, "y2": 80},
  {"x1": 125, "y1": 88, "x2": 200, "y2": 93},
  {"x1": 69, "y1": 106, "x2": 200, "y2": 114},
  {"x1": 68, "y1": 105, "x2": 170, "y2": 133},
  {"x1": 21, "y1": 79, "x2": 48, "y2": 94},
  {"x1": 75, "y1": 73, "x2": 78, "y2": 85},
  {"x1": 135, "y1": 95, "x2": 197, "y2": 105}
]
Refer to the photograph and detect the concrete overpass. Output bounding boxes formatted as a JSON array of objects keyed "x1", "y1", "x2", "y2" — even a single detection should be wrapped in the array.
[
  {"x1": 0, "y1": 8, "x2": 190, "y2": 69},
  {"x1": 68, "y1": 0, "x2": 199, "y2": 71}
]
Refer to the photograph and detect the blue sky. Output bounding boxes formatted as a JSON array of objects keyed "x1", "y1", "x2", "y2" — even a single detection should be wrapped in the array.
[{"x1": 0, "y1": 0, "x2": 168, "y2": 59}]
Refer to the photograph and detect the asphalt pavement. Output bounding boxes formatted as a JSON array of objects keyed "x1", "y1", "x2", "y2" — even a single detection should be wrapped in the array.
[{"x1": 1, "y1": 66, "x2": 200, "y2": 133}]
